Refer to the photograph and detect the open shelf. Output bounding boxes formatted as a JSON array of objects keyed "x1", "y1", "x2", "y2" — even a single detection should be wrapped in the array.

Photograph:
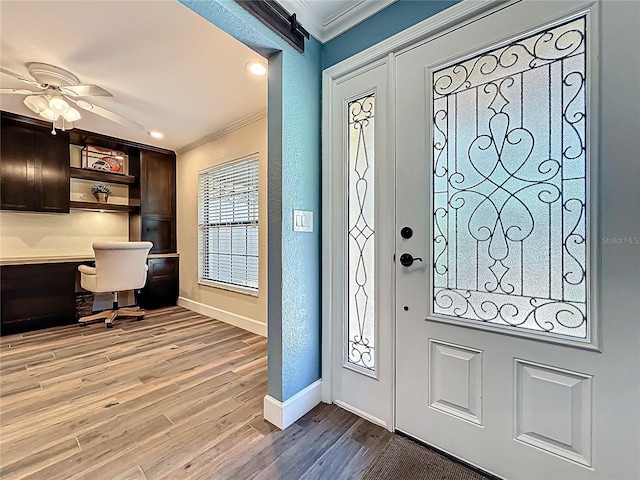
[
  {"x1": 69, "y1": 167, "x2": 135, "y2": 185},
  {"x1": 70, "y1": 201, "x2": 139, "y2": 213}
]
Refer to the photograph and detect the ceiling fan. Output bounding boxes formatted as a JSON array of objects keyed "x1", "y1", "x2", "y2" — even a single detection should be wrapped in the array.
[{"x1": 0, "y1": 62, "x2": 143, "y2": 134}]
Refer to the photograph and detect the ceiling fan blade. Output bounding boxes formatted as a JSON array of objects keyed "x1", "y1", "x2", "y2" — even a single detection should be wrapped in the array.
[
  {"x1": 69, "y1": 98, "x2": 144, "y2": 130},
  {"x1": 0, "y1": 67, "x2": 44, "y2": 88},
  {"x1": 0, "y1": 88, "x2": 41, "y2": 95},
  {"x1": 60, "y1": 84, "x2": 113, "y2": 97}
]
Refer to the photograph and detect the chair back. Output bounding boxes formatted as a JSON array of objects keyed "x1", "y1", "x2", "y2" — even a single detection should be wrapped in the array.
[{"x1": 92, "y1": 241, "x2": 153, "y2": 293}]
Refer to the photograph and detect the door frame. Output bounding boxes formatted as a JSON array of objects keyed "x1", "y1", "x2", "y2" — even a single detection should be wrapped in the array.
[{"x1": 321, "y1": 0, "x2": 512, "y2": 427}]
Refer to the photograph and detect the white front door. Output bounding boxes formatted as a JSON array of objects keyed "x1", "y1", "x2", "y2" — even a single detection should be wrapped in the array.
[{"x1": 395, "y1": 1, "x2": 639, "y2": 479}]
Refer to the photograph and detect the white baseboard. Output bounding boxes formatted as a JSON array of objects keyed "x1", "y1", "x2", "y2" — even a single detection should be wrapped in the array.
[
  {"x1": 177, "y1": 296, "x2": 267, "y2": 337},
  {"x1": 333, "y1": 399, "x2": 388, "y2": 429},
  {"x1": 263, "y1": 379, "x2": 322, "y2": 429}
]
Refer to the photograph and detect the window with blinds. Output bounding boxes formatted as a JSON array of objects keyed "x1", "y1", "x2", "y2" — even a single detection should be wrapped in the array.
[{"x1": 198, "y1": 155, "x2": 259, "y2": 292}]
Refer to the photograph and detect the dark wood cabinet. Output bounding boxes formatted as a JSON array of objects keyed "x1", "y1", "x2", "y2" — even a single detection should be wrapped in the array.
[
  {"x1": 141, "y1": 150, "x2": 176, "y2": 217},
  {"x1": 1, "y1": 263, "x2": 76, "y2": 335},
  {"x1": 0, "y1": 113, "x2": 179, "y2": 335},
  {"x1": 1, "y1": 113, "x2": 177, "y2": 249},
  {"x1": 141, "y1": 217, "x2": 176, "y2": 254},
  {"x1": 0, "y1": 256, "x2": 179, "y2": 335},
  {"x1": 1, "y1": 115, "x2": 69, "y2": 213},
  {"x1": 1, "y1": 122, "x2": 35, "y2": 210},
  {"x1": 35, "y1": 129, "x2": 71, "y2": 212},
  {"x1": 131, "y1": 149, "x2": 177, "y2": 254},
  {"x1": 137, "y1": 257, "x2": 179, "y2": 310}
]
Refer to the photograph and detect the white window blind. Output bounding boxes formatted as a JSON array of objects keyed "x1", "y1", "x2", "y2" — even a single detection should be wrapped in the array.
[{"x1": 198, "y1": 155, "x2": 259, "y2": 291}]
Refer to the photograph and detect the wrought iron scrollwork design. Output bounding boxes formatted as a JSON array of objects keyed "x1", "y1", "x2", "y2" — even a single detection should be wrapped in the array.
[
  {"x1": 348, "y1": 94, "x2": 376, "y2": 370},
  {"x1": 434, "y1": 17, "x2": 586, "y2": 98},
  {"x1": 432, "y1": 16, "x2": 588, "y2": 338}
]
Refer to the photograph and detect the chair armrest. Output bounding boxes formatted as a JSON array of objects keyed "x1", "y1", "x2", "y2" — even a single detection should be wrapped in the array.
[{"x1": 78, "y1": 265, "x2": 97, "y2": 275}]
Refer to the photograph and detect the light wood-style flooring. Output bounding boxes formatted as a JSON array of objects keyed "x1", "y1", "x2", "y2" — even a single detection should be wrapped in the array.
[{"x1": 0, "y1": 306, "x2": 393, "y2": 479}]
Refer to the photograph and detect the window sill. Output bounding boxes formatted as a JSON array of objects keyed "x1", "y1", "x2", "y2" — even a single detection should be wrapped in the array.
[{"x1": 198, "y1": 280, "x2": 258, "y2": 297}]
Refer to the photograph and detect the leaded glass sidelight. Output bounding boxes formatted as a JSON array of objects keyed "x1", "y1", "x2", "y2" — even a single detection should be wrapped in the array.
[
  {"x1": 432, "y1": 16, "x2": 588, "y2": 339},
  {"x1": 347, "y1": 94, "x2": 376, "y2": 370}
]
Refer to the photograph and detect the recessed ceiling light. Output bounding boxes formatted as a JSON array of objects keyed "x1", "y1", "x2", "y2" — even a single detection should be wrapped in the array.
[
  {"x1": 246, "y1": 62, "x2": 267, "y2": 76},
  {"x1": 148, "y1": 131, "x2": 164, "y2": 139}
]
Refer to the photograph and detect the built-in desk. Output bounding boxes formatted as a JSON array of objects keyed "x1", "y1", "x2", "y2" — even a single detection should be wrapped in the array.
[
  {"x1": 0, "y1": 253, "x2": 179, "y2": 266},
  {"x1": 0, "y1": 253, "x2": 179, "y2": 335}
]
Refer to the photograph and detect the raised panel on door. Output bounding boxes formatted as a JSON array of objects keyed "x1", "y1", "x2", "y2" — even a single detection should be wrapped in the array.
[
  {"x1": 34, "y1": 129, "x2": 70, "y2": 213},
  {"x1": 141, "y1": 150, "x2": 175, "y2": 217},
  {"x1": 0, "y1": 121, "x2": 35, "y2": 211}
]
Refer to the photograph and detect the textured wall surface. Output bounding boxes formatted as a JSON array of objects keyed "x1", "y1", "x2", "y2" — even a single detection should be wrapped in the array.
[
  {"x1": 176, "y1": 117, "x2": 268, "y2": 325},
  {"x1": 322, "y1": 0, "x2": 460, "y2": 69},
  {"x1": 180, "y1": 0, "x2": 322, "y2": 402},
  {"x1": 0, "y1": 210, "x2": 128, "y2": 258}
]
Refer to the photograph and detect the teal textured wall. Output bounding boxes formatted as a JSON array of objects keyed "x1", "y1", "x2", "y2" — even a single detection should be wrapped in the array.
[
  {"x1": 180, "y1": 0, "x2": 322, "y2": 402},
  {"x1": 180, "y1": 0, "x2": 460, "y2": 404},
  {"x1": 322, "y1": 0, "x2": 460, "y2": 69}
]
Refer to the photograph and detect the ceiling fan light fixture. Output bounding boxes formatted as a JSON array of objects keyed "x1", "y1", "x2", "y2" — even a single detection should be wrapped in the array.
[
  {"x1": 49, "y1": 96, "x2": 70, "y2": 115},
  {"x1": 246, "y1": 62, "x2": 267, "y2": 76},
  {"x1": 4, "y1": 62, "x2": 143, "y2": 134},
  {"x1": 63, "y1": 107, "x2": 81, "y2": 122},
  {"x1": 39, "y1": 108, "x2": 58, "y2": 121},
  {"x1": 23, "y1": 94, "x2": 49, "y2": 114},
  {"x1": 55, "y1": 117, "x2": 74, "y2": 131}
]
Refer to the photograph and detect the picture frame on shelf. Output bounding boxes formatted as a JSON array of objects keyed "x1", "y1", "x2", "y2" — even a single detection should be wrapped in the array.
[{"x1": 82, "y1": 145, "x2": 128, "y2": 174}]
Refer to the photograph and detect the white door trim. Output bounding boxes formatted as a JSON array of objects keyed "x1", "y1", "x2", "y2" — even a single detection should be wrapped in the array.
[{"x1": 321, "y1": 0, "x2": 514, "y2": 419}]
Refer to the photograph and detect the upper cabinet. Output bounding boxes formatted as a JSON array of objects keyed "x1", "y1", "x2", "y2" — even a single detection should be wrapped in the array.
[
  {"x1": 1, "y1": 116, "x2": 70, "y2": 213},
  {"x1": 141, "y1": 150, "x2": 176, "y2": 217},
  {"x1": 130, "y1": 150, "x2": 177, "y2": 254},
  {"x1": 0, "y1": 112, "x2": 178, "y2": 254}
]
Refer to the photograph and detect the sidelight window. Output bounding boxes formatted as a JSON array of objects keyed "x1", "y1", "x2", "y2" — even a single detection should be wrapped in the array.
[{"x1": 347, "y1": 93, "x2": 376, "y2": 370}]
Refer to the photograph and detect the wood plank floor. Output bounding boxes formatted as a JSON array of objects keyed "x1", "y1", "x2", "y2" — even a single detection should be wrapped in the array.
[{"x1": 0, "y1": 306, "x2": 394, "y2": 479}]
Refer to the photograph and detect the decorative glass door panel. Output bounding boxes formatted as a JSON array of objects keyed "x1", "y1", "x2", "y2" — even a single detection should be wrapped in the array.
[
  {"x1": 347, "y1": 93, "x2": 376, "y2": 371},
  {"x1": 432, "y1": 16, "x2": 588, "y2": 339}
]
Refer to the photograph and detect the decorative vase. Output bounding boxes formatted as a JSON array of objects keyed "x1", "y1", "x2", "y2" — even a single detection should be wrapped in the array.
[{"x1": 94, "y1": 193, "x2": 109, "y2": 203}]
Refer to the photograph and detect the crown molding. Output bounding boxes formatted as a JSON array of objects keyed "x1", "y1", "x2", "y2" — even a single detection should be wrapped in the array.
[
  {"x1": 277, "y1": 0, "x2": 397, "y2": 43},
  {"x1": 324, "y1": 0, "x2": 510, "y2": 79},
  {"x1": 176, "y1": 109, "x2": 267, "y2": 155}
]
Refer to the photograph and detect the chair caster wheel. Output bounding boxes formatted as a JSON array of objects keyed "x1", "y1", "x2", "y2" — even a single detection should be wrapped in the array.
[
  {"x1": 106, "y1": 323, "x2": 114, "y2": 329},
  {"x1": 79, "y1": 322, "x2": 87, "y2": 327}
]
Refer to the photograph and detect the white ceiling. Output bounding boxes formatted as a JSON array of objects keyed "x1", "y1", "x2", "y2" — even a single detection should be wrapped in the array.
[
  {"x1": 278, "y1": 0, "x2": 397, "y2": 43},
  {"x1": 0, "y1": 1, "x2": 267, "y2": 152}
]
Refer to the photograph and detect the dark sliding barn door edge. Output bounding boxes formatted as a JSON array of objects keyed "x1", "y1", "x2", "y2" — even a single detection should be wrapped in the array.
[{"x1": 236, "y1": 0, "x2": 310, "y2": 52}]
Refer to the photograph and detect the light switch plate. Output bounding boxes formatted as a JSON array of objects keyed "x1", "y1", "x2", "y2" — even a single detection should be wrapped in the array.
[{"x1": 293, "y1": 210, "x2": 313, "y2": 232}]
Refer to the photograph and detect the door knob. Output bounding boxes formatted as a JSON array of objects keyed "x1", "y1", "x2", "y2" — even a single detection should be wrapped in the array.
[{"x1": 399, "y1": 253, "x2": 423, "y2": 267}]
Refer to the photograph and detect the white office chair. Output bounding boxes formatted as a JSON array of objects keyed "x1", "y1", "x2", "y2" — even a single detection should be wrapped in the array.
[{"x1": 78, "y1": 241, "x2": 153, "y2": 328}]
